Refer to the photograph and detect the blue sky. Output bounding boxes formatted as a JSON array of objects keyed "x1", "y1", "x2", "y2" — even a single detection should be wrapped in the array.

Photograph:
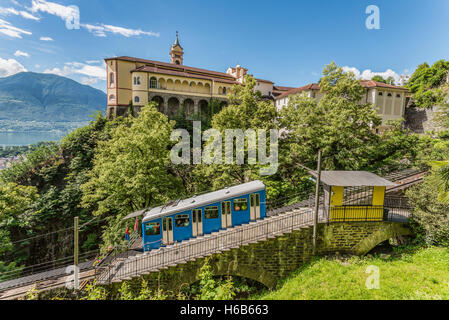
[{"x1": 0, "y1": 0, "x2": 448, "y2": 92}]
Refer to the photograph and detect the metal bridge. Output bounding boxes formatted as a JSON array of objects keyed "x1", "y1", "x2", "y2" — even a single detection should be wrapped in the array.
[{"x1": 0, "y1": 168, "x2": 422, "y2": 300}]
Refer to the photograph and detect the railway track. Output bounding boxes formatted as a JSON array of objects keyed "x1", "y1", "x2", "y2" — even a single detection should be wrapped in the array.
[{"x1": 0, "y1": 168, "x2": 426, "y2": 300}]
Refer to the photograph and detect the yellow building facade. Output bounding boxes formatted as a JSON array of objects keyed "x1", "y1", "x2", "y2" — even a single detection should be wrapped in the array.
[
  {"x1": 105, "y1": 34, "x2": 293, "y2": 119},
  {"x1": 275, "y1": 81, "x2": 410, "y2": 133}
]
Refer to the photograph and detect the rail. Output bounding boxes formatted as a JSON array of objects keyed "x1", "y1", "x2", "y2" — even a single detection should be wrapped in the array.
[{"x1": 96, "y1": 208, "x2": 316, "y2": 284}]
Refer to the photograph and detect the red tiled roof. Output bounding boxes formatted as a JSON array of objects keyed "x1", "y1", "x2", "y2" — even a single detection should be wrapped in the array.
[
  {"x1": 132, "y1": 65, "x2": 239, "y2": 84},
  {"x1": 275, "y1": 81, "x2": 408, "y2": 100},
  {"x1": 255, "y1": 78, "x2": 274, "y2": 84},
  {"x1": 275, "y1": 83, "x2": 320, "y2": 100},
  {"x1": 359, "y1": 80, "x2": 408, "y2": 90},
  {"x1": 273, "y1": 86, "x2": 296, "y2": 92},
  {"x1": 106, "y1": 56, "x2": 236, "y2": 81}
]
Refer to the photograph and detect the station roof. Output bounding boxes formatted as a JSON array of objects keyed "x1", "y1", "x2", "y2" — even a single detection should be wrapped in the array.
[
  {"x1": 142, "y1": 180, "x2": 265, "y2": 223},
  {"x1": 318, "y1": 171, "x2": 396, "y2": 187}
]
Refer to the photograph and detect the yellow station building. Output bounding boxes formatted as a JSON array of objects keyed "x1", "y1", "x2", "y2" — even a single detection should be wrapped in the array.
[{"x1": 320, "y1": 171, "x2": 397, "y2": 222}]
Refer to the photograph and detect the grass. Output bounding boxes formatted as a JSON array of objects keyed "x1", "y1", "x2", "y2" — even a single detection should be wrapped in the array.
[{"x1": 253, "y1": 246, "x2": 449, "y2": 300}]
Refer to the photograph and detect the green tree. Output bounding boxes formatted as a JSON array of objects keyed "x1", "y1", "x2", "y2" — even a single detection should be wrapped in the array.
[
  {"x1": 371, "y1": 75, "x2": 387, "y2": 83},
  {"x1": 81, "y1": 104, "x2": 183, "y2": 247},
  {"x1": 406, "y1": 172, "x2": 449, "y2": 246},
  {"x1": 198, "y1": 258, "x2": 236, "y2": 300},
  {"x1": 281, "y1": 62, "x2": 382, "y2": 170},
  {"x1": 192, "y1": 76, "x2": 279, "y2": 191},
  {"x1": 407, "y1": 60, "x2": 449, "y2": 108}
]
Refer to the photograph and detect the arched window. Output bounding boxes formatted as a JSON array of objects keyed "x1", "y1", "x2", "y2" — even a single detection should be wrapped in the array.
[
  {"x1": 109, "y1": 94, "x2": 115, "y2": 101},
  {"x1": 387, "y1": 93, "x2": 392, "y2": 97},
  {"x1": 378, "y1": 92, "x2": 383, "y2": 96},
  {"x1": 150, "y1": 77, "x2": 158, "y2": 89},
  {"x1": 110, "y1": 73, "x2": 114, "y2": 85},
  {"x1": 134, "y1": 96, "x2": 140, "y2": 103},
  {"x1": 223, "y1": 87, "x2": 227, "y2": 95}
]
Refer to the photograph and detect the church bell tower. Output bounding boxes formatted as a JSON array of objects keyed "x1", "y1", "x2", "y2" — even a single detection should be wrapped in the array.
[{"x1": 170, "y1": 31, "x2": 184, "y2": 65}]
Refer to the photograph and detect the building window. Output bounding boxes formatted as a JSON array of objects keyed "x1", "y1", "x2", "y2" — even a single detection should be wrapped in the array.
[
  {"x1": 223, "y1": 87, "x2": 227, "y2": 95},
  {"x1": 233, "y1": 198, "x2": 248, "y2": 211},
  {"x1": 175, "y1": 214, "x2": 190, "y2": 228},
  {"x1": 387, "y1": 93, "x2": 392, "y2": 97},
  {"x1": 134, "y1": 96, "x2": 140, "y2": 103},
  {"x1": 378, "y1": 92, "x2": 383, "y2": 96},
  {"x1": 110, "y1": 73, "x2": 114, "y2": 85},
  {"x1": 134, "y1": 76, "x2": 141, "y2": 85},
  {"x1": 150, "y1": 77, "x2": 157, "y2": 89},
  {"x1": 145, "y1": 222, "x2": 160, "y2": 236},
  {"x1": 343, "y1": 186, "x2": 374, "y2": 206},
  {"x1": 205, "y1": 206, "x2": 219, "y2": 219},
  {"x1": 396, "y1": 94, "x2": 401, "y2": 98},
  {"x1": 109, "y1": 94, "x2": 115, "y2": 101}
]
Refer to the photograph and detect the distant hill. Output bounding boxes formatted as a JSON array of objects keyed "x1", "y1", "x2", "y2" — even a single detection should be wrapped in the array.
[{"x1": 0, "y1": 72, "x2": 106, "y2": 122}]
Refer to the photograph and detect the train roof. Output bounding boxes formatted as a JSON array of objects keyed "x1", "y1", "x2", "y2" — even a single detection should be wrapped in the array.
[{"x1": 142, "y1": 180, "x2": 265, "y2": 222}]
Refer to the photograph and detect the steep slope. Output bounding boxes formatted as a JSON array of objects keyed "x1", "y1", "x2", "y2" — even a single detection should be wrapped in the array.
[{"x1": 0, "y1": 72, "x2": 106, "y2": 122}]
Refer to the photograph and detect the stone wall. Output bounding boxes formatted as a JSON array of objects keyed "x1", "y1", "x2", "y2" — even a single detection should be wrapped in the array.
[
  {"x1": 101, "y1": 221, "x2": 411, "y2": 297},
  {"x1": 404, "y1": 105, "x2": 445, "y2": 133}
]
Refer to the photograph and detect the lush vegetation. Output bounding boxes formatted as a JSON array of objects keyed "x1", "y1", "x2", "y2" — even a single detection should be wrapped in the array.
[
  {"x1": 371, "y1": 75, "x2": 396, "y2": 85},
  {"x1": 255, "y1": 246, "x2": 449, "y2": 300},
  {"x1": 406, "y1": 60, "x2": 449, "y2": 108},
  {"x1": 2, "y1": 61, "x2": 449, "y2": 300}
]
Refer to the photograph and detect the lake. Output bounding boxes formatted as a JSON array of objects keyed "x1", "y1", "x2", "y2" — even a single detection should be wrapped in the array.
[{"x1": 0, "y1": 131, "x2": 66, "y2": 147}]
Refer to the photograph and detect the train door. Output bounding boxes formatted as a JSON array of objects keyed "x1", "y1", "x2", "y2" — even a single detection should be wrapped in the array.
[
  {"x1": 162, "y1": 217, "x2": 173, "y2": 245},
  {"x1": 250, "y1": 193, "x2": 261, "y2": 220},
  {"x1": 192, "y1": 209, "x2": 203, "y2": 237},
  {"x1": 221, "y1": 201, "x2": 232, "y2": 228}
]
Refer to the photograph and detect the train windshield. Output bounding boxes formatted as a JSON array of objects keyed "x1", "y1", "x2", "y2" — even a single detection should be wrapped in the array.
[{"x1": 145, "y1": 222, "x2": 161, "y2": 236}]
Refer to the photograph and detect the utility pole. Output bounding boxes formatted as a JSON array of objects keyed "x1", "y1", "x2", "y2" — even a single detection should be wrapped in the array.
[
  {"x1": 312, "y1": 150, "x2": 322, "y2": 254},
  {"x1": 74, "y1": 216, "x2": 79, "y2": 290}
]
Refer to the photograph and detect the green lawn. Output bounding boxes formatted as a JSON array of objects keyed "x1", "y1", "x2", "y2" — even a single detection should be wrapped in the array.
[{"x1": 254, "y1": 247, "x2": 449, "y2": 300}]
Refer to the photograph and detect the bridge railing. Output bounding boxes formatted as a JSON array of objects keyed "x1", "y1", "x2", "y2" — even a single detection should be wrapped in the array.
[
  {"x1": 96, "y1": 208, "x2": 316, "y2": 284},
  {"x1": 96, "y1": 197, "x2": 413, "y2": 284}
]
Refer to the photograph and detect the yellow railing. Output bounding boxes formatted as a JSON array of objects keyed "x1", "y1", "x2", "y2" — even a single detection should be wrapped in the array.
[{"x1": 329, "y1": 205, "x2": 384, "y2": 222}]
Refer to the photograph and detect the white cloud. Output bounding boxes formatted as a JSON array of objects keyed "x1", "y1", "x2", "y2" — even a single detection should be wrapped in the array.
[
  {"x1": 0, "y1": 7, "x2": 40, "y2": 20},
  {"x1": 14, "y1": 50, "x2": 29, "y2": 58},
  {"x1": 0, "y1": 57, "x2": 27, "y2": 77},
  {"x1": 39, "y1": 36, "x2": 53, "y2": 41},
  {"x1": 30, "y1": 0, "x2": 76, "y2": 22},
  {"x1": 342, "y1": 66, "x2": 401, "y2": 84},
  {"x1": 81, "y1": 23, "x2": 159, "y2": 38},
  {"x1": 81, "y1": 77, "x2": 99, "y2": 86},
  {"x1": 85, "y1": 60, "x2": 101, "y2": 65},
  {"x1": 44, "y1": 61, "x2": 106, "y2": 81},
  {"x1": 0, "y1": 18, "x2": 32, "y2": 38},
  {"x1": 29, "y1": 1, "x2": 159, "y2": 38}
]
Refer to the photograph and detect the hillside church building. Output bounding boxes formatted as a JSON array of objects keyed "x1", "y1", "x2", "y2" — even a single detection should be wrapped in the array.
[
  {"x1": 105, "y1": 33, "x2": 294, "y2": 119},
  {"x1": 105, "y1": 33, "x2": 409, "y2": 128}
]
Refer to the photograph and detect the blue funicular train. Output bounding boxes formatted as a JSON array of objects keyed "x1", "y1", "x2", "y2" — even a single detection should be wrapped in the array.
[{"x1": 142, "y1": 180, "x2": 267, "y2": 251}]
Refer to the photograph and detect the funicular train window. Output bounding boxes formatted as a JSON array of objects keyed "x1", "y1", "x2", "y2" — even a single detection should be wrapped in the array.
[
  {"x1": 233, "y1": 198, "x2": 248, "y2": 211},
  {"x1": 343, "y1": 186, "x2": 374, "y2": 205},
  {"x1": 145, "y1": 222, "x2": 160, "y2": 236},
  {"x1": 205, "y1": 206, "x2": 219, "y2": 219},
  {"x1": 175, "y1": 214, "x2": 190, "y2": 227}
]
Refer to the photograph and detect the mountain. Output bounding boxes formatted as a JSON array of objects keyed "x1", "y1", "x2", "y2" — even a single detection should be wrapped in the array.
[{"x1": 0, "y1": 72, "x2": 106, "y2": 122}]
